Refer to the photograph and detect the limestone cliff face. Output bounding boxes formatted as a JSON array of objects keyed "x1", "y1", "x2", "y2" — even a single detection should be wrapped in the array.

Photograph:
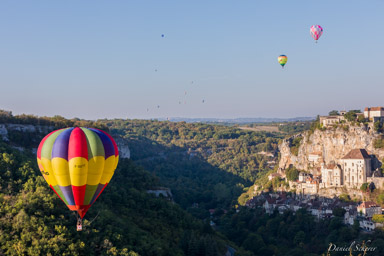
[
  {"x1": 279, "y1": 124, "x2": 384, "y2": 173},
  {"x1": 116, "y1": 138, "x2": 131, "y2": 159}
]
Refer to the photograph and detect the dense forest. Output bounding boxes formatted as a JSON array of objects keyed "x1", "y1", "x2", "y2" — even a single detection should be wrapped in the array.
[
  {"x1": 0, "y1": 140, "x2": 244, "y2": 255},
  {"x1": 100, "y1": 119, "x2": 282, "y2": 213},
  {"x1": 1, "y1": 111, "x2": 384, "y2": 255}
]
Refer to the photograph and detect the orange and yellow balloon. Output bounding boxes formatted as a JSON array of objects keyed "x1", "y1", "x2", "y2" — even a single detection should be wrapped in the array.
[
  {"x1": 37, "y1": 127, "x2": 119, "y2": 219},
  {"x1": 278, "y1": 55, "x2": 288, "y2": 68}
]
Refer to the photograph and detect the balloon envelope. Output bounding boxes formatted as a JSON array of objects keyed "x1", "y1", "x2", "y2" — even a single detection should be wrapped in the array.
[
  {"x1": 37, "y1": 127, "x2": 119, "y2": 218},
  {"x1": 278, "y1": 55, "x2": 288, "y2": 67},
  {"x1": 310, "y1": 25, "x2": 323, "y2": 41}
]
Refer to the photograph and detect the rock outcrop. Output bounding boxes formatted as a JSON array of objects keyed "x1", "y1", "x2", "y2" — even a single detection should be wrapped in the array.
[{"x1": 279, "y1": 124, "x2": 384, "y2": 173}]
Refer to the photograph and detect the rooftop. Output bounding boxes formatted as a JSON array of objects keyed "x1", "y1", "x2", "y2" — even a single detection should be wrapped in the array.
[
  {"x1": 341, "y1": 149, "x2": 370, "y2": 160},
  {"x1": 365, "y1": 107, "x2": 384, "y2": 111},
  {"x1": 358, "y1": 201, "x2": 379, "y2": 209}
]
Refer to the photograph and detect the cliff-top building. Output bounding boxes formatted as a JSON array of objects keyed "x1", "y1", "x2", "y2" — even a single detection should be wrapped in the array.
[
  {"x1": 319, "y1": 115, "x2": 345, "y2": 127},
  {"x1": 364, "y1": 107, "x2": 384, "y2": 122}
]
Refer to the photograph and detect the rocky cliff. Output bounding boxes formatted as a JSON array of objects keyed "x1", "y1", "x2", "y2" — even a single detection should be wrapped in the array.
[{"x1": 279, "y1": 123, "x2": 384, "y2": 173}]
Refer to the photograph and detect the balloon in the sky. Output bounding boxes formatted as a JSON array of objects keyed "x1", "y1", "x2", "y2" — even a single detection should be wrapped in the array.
[
  {"x1": 161, "y1": 34, "x2": 164, "y2": 38},
  {"x1": 37, "y1": 127, "x2": 119, "y2": 230},
  {"x1": 310, "y1": 25, "x2": 323, "y2": 42},
  {"x1": 278, "y1": 55, "x2": 288, "y2": 68}
]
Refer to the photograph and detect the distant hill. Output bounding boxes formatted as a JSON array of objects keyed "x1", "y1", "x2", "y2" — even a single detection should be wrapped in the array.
[{"x1": 158, "y1": 117, "x2": 315, "y2": 123}]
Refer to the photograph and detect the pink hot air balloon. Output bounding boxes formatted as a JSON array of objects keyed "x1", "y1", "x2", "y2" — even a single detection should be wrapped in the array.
[{"x1": 310, "y1": 25, "x2": 323, "y2": 43}]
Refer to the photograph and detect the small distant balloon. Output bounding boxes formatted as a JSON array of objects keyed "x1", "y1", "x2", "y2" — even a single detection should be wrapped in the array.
[
  {"x1": 157, "y1": 105, "x2": 160, "y2": 108},
  {"x1": 179, "y1": 101, "x2": 181, "y2": 104},
  {"x1": 155, "y1": 69, "x2": 158, "y2": 72},
  {"x1": 310, "y1": 25, "x2": 323, "y2": 43},
  {"x1": 202, "y1": 100, "x2": 205, "y2": 103},
  {"x1": 277, "y1": 55, "x2": 288, "y2": 69},
  {"x1": 161, "y1": 34, "x2": 165, "y2": 38}
]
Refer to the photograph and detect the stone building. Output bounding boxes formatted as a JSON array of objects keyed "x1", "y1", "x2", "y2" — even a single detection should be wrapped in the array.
[
  {"x1": 298, "y1": 172, "x2": 311, "y2": 182},
  {"x1": 320, "y1": 163, "x2": 343, "y2": 188},
  {"x1": 296, "y1": 177, "x2": 319, "y2": 195},
  {"x1": 357, "y1": 201, "x2": 382, "y2": 217},
  {"x1": 340, "y1": 149, "x2": 371, "y2": 188},
  {"x1": 364, "y1": 107, "x2": 384, "y2": 122},
  {"x1": 319, "y1": 149, "x2": 372, "y2": 189},
  {"x1": 308, "y1": 152, "x2": 322, "y2": 166},
  {"x1": 319, "y1": 115, "x2": 345, "y2": 127}
]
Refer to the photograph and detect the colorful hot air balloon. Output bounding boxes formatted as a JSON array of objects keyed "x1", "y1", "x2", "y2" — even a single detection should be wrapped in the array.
[
  {"x1": 37, "y1": 127, "x2": 119, "y2": 231},
  {"x1": 278, "y1": 55, "x2": 288, "y2": 68},
  {"x1": 310, "y1": 25, "x2": 323, "y2": 43}
]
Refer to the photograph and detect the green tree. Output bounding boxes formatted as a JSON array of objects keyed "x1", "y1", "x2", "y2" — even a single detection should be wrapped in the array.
[
  {"x1": 373, "y1": 214, "x2": 384, "y2": 223},
  {"x1": 344, "y1": 110, "x2": 361, "y2": 122},
  {"x1": 377, "y1": 193, "x2": 384, "y2": 205},
  {"x1": 328, "y1": 110, "x2": 339, "y2": 116},
  {"x1": 332, "y1": 207, "x2": 346, "y2": 217},
  {"x1": 360, "y1": 183, "x2": 369, "y2": 192},
  {"x1": 286, "y1": 167, "x2": 299, "y2": 181},
  {"x1": 294, "y1": 231, "x2": 305, "y2": 245}
]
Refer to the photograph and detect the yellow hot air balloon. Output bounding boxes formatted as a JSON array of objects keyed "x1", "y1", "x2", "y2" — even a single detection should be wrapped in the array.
[
  {"x1": 278, "y1": 55, "x2": 288, "y2": 68},
  {"x1": 37, "y1": 127, "x2": 119, "y2": 231}
]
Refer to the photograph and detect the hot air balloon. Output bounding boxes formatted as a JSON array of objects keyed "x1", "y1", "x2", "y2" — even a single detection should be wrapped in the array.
[
  {"x1": 37, "y1": 127, "x2": 119, "y2": 231},
  {"x1": 310, "y1": 25, "x2": 323, "y2": 43},
  {"x1": 278, "y1": 55, "x2": 288, "y2": 68}
]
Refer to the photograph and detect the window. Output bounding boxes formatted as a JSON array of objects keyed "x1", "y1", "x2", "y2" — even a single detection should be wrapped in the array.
[
  {"x1": 352, "y1": 163, "x2": 354, "y2": 167},
  {"x1": 359, "y1": 175, "x2": 361, "y2": 179},
  {"x1": 345, "y1": 163, "x2": 347, "y2": 166},
  {"x1": 345, "y1": 176, "x2": 347, "y2": 181}
]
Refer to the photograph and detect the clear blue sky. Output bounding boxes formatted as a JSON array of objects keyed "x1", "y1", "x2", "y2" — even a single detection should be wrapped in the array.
[{"x1": 0, "y1": 1, "x2": 383, "y2": 120}]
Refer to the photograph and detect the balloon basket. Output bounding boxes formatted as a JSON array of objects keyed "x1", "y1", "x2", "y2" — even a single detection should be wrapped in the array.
[{"x1": 77, "y1": 218, "x2": 83, "y2": 231}]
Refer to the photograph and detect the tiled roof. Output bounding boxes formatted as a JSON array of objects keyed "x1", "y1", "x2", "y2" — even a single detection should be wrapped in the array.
[
  {"x1": 341, "y1": 149, "x2": 370, "y2": 160},
  {"x1": 358, "y1": 201, "x2": 378, "y2": 208},
  {"x1": 365, "y1": 107, "x2": 384, "y2": 111}
]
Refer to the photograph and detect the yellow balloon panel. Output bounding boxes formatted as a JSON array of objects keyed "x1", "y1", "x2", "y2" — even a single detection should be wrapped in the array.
[
  {"x1": 51, "y1": 157, "x2": 71, "y2": 187},
  {"x1": 40, "y1": 157, "x2": 58, "y2": 186},
  {"x1": 87, "y1": 156, "x2": 105, "y2": 185},
  {"x1": 69, "y1": 157, "x2": 88, "y2": 186},
  {"x1": 100, "y1": 156, "x2": 117, "y2": 184}
]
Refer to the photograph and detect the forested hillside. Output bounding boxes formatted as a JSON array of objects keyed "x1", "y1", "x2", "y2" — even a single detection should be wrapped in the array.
[
  {"x1": 0, "y1": 140, "x2": 244, "y2": 255},
  {"x1": 1, "y1": 111, "x2": 383, "y2": 255},
  {"x1": 101, "y1": 119, "x2": 281, "y2": 213}
]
